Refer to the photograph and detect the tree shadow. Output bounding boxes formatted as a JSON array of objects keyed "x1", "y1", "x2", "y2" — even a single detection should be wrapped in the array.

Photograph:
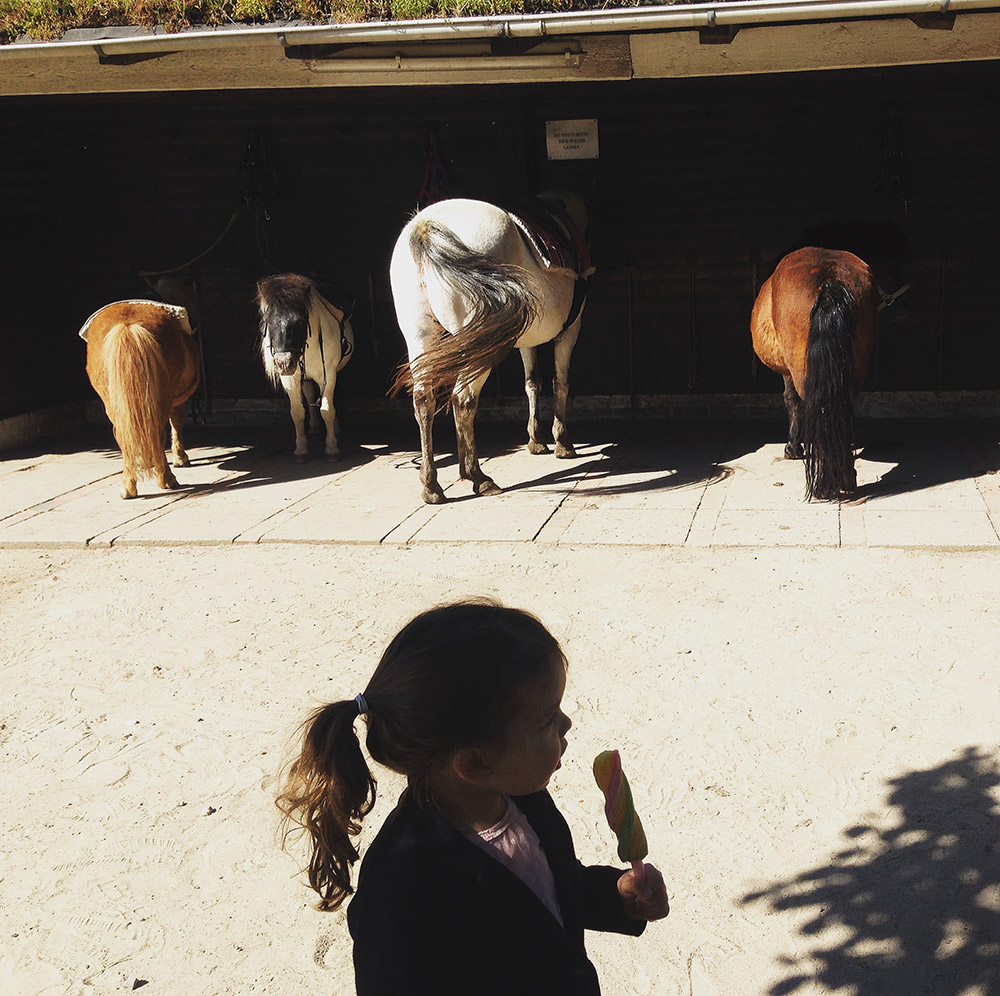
[{"x1": 742, "y1": 747, "x2": 1000, "y2": 996}]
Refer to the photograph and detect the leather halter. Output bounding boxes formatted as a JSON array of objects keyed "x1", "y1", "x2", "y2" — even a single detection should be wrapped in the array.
[{"x1": 877, "y1": 282, "x2": 911, "y2": 313}]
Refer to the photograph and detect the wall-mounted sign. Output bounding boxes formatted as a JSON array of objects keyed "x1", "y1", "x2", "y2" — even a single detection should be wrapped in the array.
[{"x1": 545, "y1": 119, "x2": 599, "y2": 161}]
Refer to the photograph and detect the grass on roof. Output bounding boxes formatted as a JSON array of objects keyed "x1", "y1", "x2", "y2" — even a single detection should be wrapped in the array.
[{"x1": 0, "y1": 0, "x2": 653, "y2": 45}]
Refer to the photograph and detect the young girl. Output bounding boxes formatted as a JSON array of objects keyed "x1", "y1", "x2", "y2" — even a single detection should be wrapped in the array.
[{"x1": 277, "y1": 599, "x2": 669, "y2": 995}]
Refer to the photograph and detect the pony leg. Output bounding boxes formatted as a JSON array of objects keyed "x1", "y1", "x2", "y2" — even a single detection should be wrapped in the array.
[
  {"x1": 782, "y1": 375, "x2": 804, "y2": 460},
  {"x1": 414, "y1": 389, "x2": 446, "y2": 504},
  {"x1": 120, "y1": 461, "x2": 138, "y2": 500},
  {"x1": 453, "y1": 380, "x2": 501, "y2": 497},
  {"x1": 319, "y1": 379, "x2": 340, "y2": 462},
  {"x1": 283, "y1": 375, "x2": 310, "y2": 463},
  {"x1": 520, "y1": 346, "x2": 548, "y2": 454},
  {"x1": 153, "y1": 430, "x2": 179, "y2": 491},
  {"x1": 552, "y1": 319, "x2": 581, "y2": 459},
  {"x1": 304, "y1": 380, "x2": 324, "y2": 435},
  {"x1": 169, "y1": 404, "x2": 190, "y2": 467}
]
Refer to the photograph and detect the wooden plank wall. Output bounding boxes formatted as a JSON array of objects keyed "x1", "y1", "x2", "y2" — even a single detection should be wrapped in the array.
[{"x1": 1, "y1": 59, "x2": 998, "y2": 421}]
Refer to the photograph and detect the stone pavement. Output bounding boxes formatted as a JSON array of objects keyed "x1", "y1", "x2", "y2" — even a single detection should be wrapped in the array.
[{"x1": 1, "y1": 418, "x2": 998, "y2": 549}]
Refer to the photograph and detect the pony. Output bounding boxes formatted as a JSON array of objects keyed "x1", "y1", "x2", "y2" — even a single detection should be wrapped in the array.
[
  {"x1": 389, "y1": 191, "x2": 592, "y2": 504},
  {"x1": 751, "y1": 227, "x2": 909, "y2": 501},
  {"x1": 144, "y1": 266, "x2": 202, "y2": 334},
  {"x1": 79, "y1": 300, "x2": 201, "y2": 499},
  {"x1": 257, "y1": 273, "x2": 355, "y2": 463}
]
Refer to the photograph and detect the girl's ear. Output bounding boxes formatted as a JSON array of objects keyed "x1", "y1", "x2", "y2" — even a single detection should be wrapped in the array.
[{"x1": 451, "y1": 746, "x2": 496, "y2": 786}]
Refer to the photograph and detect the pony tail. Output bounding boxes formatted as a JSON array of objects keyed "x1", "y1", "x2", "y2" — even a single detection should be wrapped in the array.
[
  {"x1": 104, "y1": 321, "x2": 168, "y2": 475},
  {"x1": 802, "y1": 281, "x2": 858, "y2": 501},
  {"x1": 389, "y1": 220, "x2": 537, "y2": 403},
  {"x1": 277, "y1": 701, "x2": 377, "y2": 912}
]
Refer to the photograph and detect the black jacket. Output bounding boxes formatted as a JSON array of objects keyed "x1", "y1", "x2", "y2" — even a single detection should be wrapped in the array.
[{"x1": 347, "y1": 789, "x2": 645, "y2": 996}]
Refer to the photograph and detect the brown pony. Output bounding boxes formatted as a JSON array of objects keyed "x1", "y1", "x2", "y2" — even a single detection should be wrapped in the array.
[
  {"x1": 752, "y1": 246, "x2": 887, "y2": 501},
  {"x1": 80, "y1": 300, "x2": 201, "y2": 499}
]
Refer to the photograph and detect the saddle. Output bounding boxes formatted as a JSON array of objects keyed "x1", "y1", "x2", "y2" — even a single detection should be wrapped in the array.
[
  {"x1": 510, "y1": 199, "x2": 594, "y2": 279},
  {"x1": 510, "y1": 198, "x2": 594, "y2": 335},
  {"x1": 78, "y1": 300, "x2": 193, "y2": 341}
]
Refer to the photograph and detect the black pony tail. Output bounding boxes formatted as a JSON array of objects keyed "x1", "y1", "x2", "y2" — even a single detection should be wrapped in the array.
[{"x1": 801, "y1": 281, "x2": 858, "y2": 501}]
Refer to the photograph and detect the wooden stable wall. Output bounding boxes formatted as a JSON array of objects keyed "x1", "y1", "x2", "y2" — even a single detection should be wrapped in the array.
[{"x1": 2, "y1": 58, "x2": 999, "y2": 423}]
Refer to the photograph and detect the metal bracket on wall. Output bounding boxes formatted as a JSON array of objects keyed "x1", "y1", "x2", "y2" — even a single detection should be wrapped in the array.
[{"x1": 698, "y1": 26, "x2": 740, "y2": 45}]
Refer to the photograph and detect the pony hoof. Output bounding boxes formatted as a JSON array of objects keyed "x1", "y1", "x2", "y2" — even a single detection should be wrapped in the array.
[
  {"x1": 422, "y1": 488, "x2": 447, "y2": 505},
  {"x1": 293, "y1": 453, "x2": 309, "y2": 465},
  {"x1": 475, "y1": 479, "x2": 503, "y2": 497},
  {"x1": 173, "y1": 454, "x2": 191, "y2": 468},
  {"x1": 325, "y1": 452, "x2": 341, "y2": 463},
  {"x1": 121, "y1": 489, "x2": 137, "y2": 500},
  {"x1": 554, "y1": 445, "x2": 577, "y2": 459},
  {"x1": 527, "y1": 441, "x2": 549, "y2": 455},
  {"x1": 784, "y1": 444, "x2": 804, "y2": 460}
]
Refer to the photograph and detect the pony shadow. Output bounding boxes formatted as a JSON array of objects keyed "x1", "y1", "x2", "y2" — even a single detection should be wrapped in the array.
[
  {"x1": 741, "y1": 746, "x2": 1000, "y2": 996},
  {"x1": 853, "y1": 419, "x2": 1000, "y2": 502},
  {"x1": 206, "y1": 445, "x2": 378, "y2": 495},
  {"x1": 474, "y1": 419, "x2": 754, "y2": 497}
]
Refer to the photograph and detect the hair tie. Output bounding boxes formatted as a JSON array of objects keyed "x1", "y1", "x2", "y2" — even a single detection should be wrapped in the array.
[{"x1": 354, "y1": 693, "x2": 368, "y2": 717}]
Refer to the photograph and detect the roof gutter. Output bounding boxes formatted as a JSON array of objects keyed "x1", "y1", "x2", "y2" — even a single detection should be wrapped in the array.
[{"x1": 1, "y1": 0, "x2": 993, "y2": 59}]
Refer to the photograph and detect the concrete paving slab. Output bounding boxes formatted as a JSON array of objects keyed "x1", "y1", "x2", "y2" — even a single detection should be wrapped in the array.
[
  {"x1": 571, "y1": 476, "x2": 714, "y2": 510},
  {"x1": 547, "y1": 505, "x2": 696, "y2": 546},
  {"x1": 864, "y1": 477, "x2": 988, "y2": 512},
  {"x1": 838, "y1": 499, "x2": 868, "y2": 547},
  {"x1": 477, "y1": 442, "x2": 618, "y2": 497},
  {"x1": 0, "y1": 483, "x2": 180, "y2": 547},
  {"x1": 711, "y1": 506, "x2": 841, "y2": 547},
  {"x1": 1, "y1": 418, "x2": 997, "y2": 549},
  {"x1": 718, "y1": 460, "x2": 812, "y2": 510},
  {"x1": 974, "y1": 472, "x2": 1000, "y2": 538},
  {"x1": 112, "y1": 494, "x2": 288, "y2": 545},
  {"x1": 258, "y1": 502, "x2": 423, "y2": 544},
  {"x1": 862, "y1": 509, "x2": 999, "y2": 548},
  {"x1": 685, "y1": 471, "x2": 733, "y2": 547},
  {"x1": 0, "y1": 457, "x2": 119, "y2": 521},
  {"x1": 401, "y1": 493, "x2": 559, "y2": 543}
]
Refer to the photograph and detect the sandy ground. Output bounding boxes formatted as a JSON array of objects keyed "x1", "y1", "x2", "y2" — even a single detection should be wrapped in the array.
[{"x1": 2, "y1": 539, "x2": 998, "y2": 996}]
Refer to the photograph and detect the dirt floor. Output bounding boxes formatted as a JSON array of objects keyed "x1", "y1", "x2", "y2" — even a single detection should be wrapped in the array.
[{"x1": 2, "y1": 533, "x2": 999, "y2": 996}]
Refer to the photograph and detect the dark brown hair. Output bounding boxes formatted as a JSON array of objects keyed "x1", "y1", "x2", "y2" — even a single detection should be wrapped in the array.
[{"x1": 276, "y1": 599, "x2": 565, "y2": 911}]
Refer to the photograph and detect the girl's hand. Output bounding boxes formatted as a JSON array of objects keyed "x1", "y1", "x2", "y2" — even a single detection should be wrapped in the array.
[{"x1": 617, "y1": 863, "x2": 669, "y2": 921}]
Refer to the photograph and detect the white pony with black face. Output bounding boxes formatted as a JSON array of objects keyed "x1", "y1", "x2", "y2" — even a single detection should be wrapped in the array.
[
  {"x1": 257, "y1": 273, "x2": 355, "y2": 462},
  {"x1": 389, "y1": 191, "x2": 591, "y2": 505}
]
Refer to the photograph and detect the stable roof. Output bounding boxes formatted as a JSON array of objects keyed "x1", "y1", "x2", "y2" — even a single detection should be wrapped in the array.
[{"x1": 2, "y1": 0, "x2": 1000, "y2": 95}]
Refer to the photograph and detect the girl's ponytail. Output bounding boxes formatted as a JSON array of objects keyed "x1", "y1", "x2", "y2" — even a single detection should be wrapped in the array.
[{"x1": 277, "y1": 699, "x2": 377, "y2": 911}]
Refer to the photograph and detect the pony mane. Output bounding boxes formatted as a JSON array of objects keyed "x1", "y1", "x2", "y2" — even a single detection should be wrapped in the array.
[{"x1": 257, "y1": 273, "x2": 314, "y2": 314}]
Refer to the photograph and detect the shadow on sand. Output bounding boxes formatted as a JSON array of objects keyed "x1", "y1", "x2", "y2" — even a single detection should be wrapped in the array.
[{"x1": 742, "y1": 747, "x2": 1000, "y2": 995}]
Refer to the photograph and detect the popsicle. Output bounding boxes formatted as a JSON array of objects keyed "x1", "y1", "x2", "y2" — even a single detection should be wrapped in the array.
[{"x1": 593, "y1": 749, "x2": 648, "y2": 880}]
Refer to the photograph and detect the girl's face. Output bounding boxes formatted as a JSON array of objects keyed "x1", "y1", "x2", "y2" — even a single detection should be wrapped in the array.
[{"x1": 483, "y1": 662, "x2": 572, "y2": 797}]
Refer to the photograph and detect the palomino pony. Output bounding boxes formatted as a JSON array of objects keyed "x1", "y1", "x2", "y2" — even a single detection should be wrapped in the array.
[
  {"x1": 80, "y1": 300, "x2": 200, "y2": 499},
  {"x1": 257, "y1": 274, "x2": 355, "y2": 462},
  {"x1": 390, "y1": 191, "x2": 592, "y2": 504},
  {"x1": 751, "y1": 227, "x2": 909, "y2": 500}
]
